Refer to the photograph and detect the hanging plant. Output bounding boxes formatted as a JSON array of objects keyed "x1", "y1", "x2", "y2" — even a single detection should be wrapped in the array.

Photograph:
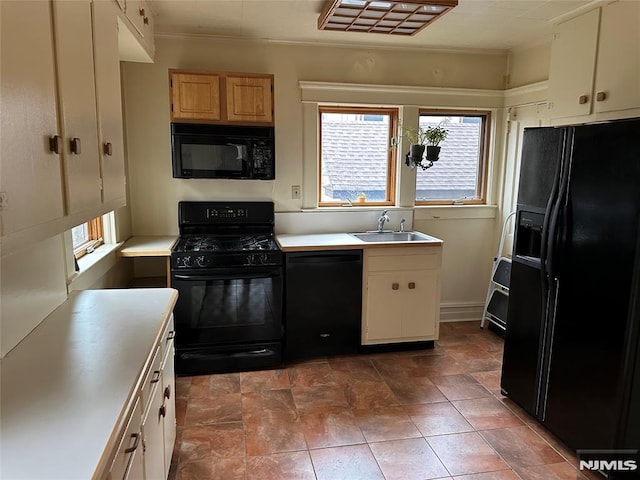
[{"x1": 401, "y1": 124, "x2": 449, "y2": 170}]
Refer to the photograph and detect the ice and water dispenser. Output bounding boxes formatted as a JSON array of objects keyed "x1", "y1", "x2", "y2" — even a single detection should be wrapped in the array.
[{"x1": 514, "y1": 211, "x2": 544, "y2": 264}]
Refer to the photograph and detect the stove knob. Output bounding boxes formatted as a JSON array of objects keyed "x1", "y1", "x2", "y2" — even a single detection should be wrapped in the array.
[
  {"x1": 196, "y1": 255, "x2": 208, "y2": 267},
  {"x1": 259, "y1": 254, "x2": 268, "y2": 265},
  {"x1": 182, "y1": 256, "x2": 193, "y2": 267},
  {"x1": 246, "y1": 254, "x2": 255, "y2": 266}
]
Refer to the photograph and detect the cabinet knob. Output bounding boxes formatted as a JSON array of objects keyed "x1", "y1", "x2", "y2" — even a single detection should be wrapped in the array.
[
  {"x1": 596, "y1": 91, "x2": 607, "y2": 102},
  {"x1": 49, "y1": 135, "x2": 63, "y2": 154},
  {"x1": 408, "y1": 282, "x2": 416, "y2": 289},
  {"x1": 392, "y1": 283, "x2": 399, "y2": 290},
  {"x1": 139, "y1": 7, "x2": 145, "y2": 16},
  {"x1": 70, "y1": 137, "x2": 81, "y2": 155},
  {"x1": 578, "y1": 95, "x2": 589, "y2": 105},
  {"x1": 159, "y1": 405, "x2": 166, "y2": 418},
  {"x1": 124, "y1": 432, "x2": 140, "y2": 454},
  {"x1": 103, "y1": 142, "x2": 113, "y2": 156},
  {"x1": 164, "y1": 385, "x2": 171, "y2": 400},
  {"x1": 143, "y1": 16, "x2": 149, "y2": 25},
  {"x1": 150, "y1": 370, "x2": 161, "y2": 384},
  {"x1": 166, "y1": 330, "x2": 175, "y2": 341}
]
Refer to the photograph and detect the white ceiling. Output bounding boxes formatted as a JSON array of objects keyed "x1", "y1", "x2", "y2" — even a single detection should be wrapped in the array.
[{"x1": 151, "y1": 0, "x2": 595, "y2": 52}]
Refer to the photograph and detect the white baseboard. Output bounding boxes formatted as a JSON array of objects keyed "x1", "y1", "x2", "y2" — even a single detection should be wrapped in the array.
[{"x1": 440, "y1": 303, "x2": 484, "y2": 323}]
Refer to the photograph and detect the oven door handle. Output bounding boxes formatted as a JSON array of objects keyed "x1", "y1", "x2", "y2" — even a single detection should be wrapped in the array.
[{"x1": 173, "y1": 272, "x2": 279, "y2": 281}]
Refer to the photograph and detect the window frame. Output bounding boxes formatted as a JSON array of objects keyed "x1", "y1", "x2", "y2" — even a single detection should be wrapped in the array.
[
  {"x1": 318, "y1": 105, "x2": 398, "y2": 207},
  {"x1": 73, "y1": 216, "x2": 104, "y2": 259},
  {"x1": 415, "y1": 109, "x2": 491, "y2": 206}
]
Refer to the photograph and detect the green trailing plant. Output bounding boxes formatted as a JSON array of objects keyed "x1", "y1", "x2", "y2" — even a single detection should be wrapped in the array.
[{"x1": 401, "y1": 124, "x2": 449, "y2": 146}]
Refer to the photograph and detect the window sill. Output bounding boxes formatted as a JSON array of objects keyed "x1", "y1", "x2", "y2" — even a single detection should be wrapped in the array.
[{"x1": 67, "y1": 242, "x2": 124, "y2": 291}]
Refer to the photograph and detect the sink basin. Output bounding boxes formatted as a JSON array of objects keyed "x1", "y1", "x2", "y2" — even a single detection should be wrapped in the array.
[{"x1": 350, "y1": 231, "x2": 436, "y2": 243}]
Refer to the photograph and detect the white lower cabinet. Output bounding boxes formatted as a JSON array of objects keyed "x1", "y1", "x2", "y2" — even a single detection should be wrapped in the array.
[
  {"x1": 108, "y1": 318, "x2": 176, "y2": 480},
  {"x1": 362, "y1": 246, "x2": 442, "y2": 345},
  {"x1": 108, "y1": 398, "x2": 143, "y2": 480}
]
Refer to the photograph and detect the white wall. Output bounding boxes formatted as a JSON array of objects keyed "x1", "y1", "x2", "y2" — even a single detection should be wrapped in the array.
[
  {"x1": 507, "y1": 43, "x2": 551, "y2": 88},
  {"x1": 121, "y1": 36, "x2": 509, "y2": 318}
]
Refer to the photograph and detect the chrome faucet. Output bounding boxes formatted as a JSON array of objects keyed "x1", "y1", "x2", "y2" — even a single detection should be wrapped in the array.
[
  {"x1": 377, "y1": 210, "x2": 390, "y2": 232},
  {"x1": 399, "y1": 218, "x2": 406, "y2": 233}
]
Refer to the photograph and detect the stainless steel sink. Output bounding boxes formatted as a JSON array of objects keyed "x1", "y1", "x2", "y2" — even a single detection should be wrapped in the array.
[{"x1": 350, "y1": 231, "x2": 436, "y2": 243}]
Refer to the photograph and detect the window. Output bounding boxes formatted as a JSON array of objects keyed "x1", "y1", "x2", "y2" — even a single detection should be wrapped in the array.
[
  {"x1": 319, "y1": 106, "x2": 398, "y2": 206},
  {"x1": 415, "y1": 111, "x2": 490, "y2": 205},
  {"x1": 71, "y1": 216, "x2": 104, "y2": 259}
]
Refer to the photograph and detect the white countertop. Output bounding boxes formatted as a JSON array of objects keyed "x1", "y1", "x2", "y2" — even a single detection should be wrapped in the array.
[
  {"x1": 118, "y1": 235, "x2": 178, "y2": 257},
  {"x1": 0, "y1": 288, "x2": 178, "y2": 480},
  {"x1": 276, "y1": 232, "x2": 443, "y2": 252}
]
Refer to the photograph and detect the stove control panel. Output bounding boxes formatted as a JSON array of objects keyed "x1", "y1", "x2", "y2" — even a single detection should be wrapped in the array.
[
  {"x1": 207, "y1": 207, "x2": 247, "y2": 219},
  {"x1": 172, "y1": 252, "x2": 283, "y2": 269}
]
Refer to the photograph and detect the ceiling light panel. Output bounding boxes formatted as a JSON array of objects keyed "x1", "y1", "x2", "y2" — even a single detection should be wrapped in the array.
[{"x1": 318, "y1": 0, "x2": 458, "y2": 35}]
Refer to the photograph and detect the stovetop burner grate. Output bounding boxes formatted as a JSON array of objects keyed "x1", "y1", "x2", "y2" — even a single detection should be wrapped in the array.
[{"x1": 175, "y1": 234, "x2": 279, "y2": 253}]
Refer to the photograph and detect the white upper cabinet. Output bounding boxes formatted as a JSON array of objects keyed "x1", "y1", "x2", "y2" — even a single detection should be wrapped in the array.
[
  {"x1": 93, "y1": 0, "x2": 127, "y2": 205},
  {"x1": 53, "y1": 0, "x2": 102, "y2": 215},
  {"x1": 0, "y1": 1, "x2": 64, "y2": 237},
  {"x1": 117, "y1": 0, "x2": 155, "y2": 63},
  {"x1": 547, "y1": 9, "x2": 599, "y2": 120},
  {"x1": 0, "y1": 0, "x2": 134, "y2": 256},
  {"x1": 548, "y1": 1, "x2": 640, "y2": 123},
  {"x1": 593, "y1": 0, "x2": 640, "y2": 114}
]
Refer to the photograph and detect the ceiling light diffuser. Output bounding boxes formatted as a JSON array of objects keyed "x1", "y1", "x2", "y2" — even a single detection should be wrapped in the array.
[{"x1": 318, "y1": 0, "x2": 458, "y2": 36}]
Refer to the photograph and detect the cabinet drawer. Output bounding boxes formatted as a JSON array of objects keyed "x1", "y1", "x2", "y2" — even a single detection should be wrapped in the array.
[
  {"x1": 368, "y1": 253, "x2": 440, "y2": 272},
  {"x1": 140, "y1": 345, "x2": 161, "y2": 414},
  {"x1": 108, "y1": 397, "x2": 142, "y2": 480},
  {"x1": 160, "y1": 315, "x2": 175, "y2": 361}
]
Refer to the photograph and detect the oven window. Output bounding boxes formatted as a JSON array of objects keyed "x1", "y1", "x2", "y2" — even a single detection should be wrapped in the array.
[
  {"x1": 191, "y1": 277, "x2": 273, "y2": 327},
  {"x1": 173, "y1": 270, "x2": 283, "y2": 345},
  {"x1": 181, "y1": 143, "x2": 247, "y2": 172}
]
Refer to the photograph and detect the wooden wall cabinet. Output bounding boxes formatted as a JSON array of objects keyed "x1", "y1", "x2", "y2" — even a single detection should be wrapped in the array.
[
  {"x1": 362, "y1": 246, "x2": 442, "y2": 345},
  {"x1": 0, "y1": 0, "x2": 131, "y2": 256},
  {"x1": 170, "y1": 70, "x2": 274, "y2": 125},
  {"x1": 548, "y1": 1, "x2": 640, "y2": 123}
]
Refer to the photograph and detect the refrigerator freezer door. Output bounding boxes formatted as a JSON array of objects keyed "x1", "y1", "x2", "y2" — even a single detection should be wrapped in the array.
[
  {"x1": 517, "y1": 128, "x2": 565, "y2": 211},
  {"x1": 501, "y1": 258, "x2": 546, "y2": 416},
  {"x1": 542, "y1": 119, "x2": 640, "y2": 451}
]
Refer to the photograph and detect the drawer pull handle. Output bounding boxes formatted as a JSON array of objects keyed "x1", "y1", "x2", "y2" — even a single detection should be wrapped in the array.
[
  {"x1": 70, "y1": 137, "x2": 81, "y2": 155},
  {"x1": 124, "y1": 433, "x2": 140, "y2": 454},
  {"x1": 49, "y1": 135, "x2": 63, "y2": 154},
  {"x1": 164, "y1": 385, "x2": 171, "y2": 399},
  {"x1": 408, "y1": 282, "x2": 416, "y2": 289},
  {"x1": 150, "y1": 370, "x2": 161, "y2": 384},
  {"x1": 578, "y1": 95, "x2": 588, "y2": 105},
  {"x1": 159, "y1": 405, "x2": 166, "y2": 418},
  {"x1": 596, "y1": 91, "x2": 607, "y2": 102},
  {"x1": 166, "y1": 331, "x2": 175, "y2": 341},
  {"x1": 103, "y1": 142, "x2": 113, "y2": 156},
  {"x1": 392, "y1": 283, "x2": 399, "y2": 290}
]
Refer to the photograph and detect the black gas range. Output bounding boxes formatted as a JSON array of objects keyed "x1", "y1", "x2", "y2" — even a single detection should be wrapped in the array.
[{"x1": 171, "y1": 201, "x2": 283, "y2": 375}]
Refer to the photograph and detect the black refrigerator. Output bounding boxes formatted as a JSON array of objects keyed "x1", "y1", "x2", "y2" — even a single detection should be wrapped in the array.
[{"x1": 501, "y1": 118, "x2": 640, "y2": 466}]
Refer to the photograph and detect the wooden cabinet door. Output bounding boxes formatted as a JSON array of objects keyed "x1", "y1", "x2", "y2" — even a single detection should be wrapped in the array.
[
  {"x1": 593, "y1": 1, "x2": 640, "y2": 114},
  {"x1": 92, "y1": 0, "x2": 126, "y2": 205},
  {"x1": 53, "y1": 0, "x2": 102, "y2": 215},
  {"x1": 225, "y1": 75, "x2": 273, "y2": 124},
  {"x1": 547, "y1": 9, "x2": 599, "y2": 120},
  {"x1": 170, "y1": 72, "x2": 221, "y2": 121},
  {"x1": 0, "y1": 0, "x2": 64, "y2": 236},
  {"x1": 401, "y1": 270, "x2": 438, "y2": 338},
  {"x1": 365, "y1": 272, "x2": 402, "y2": 341}
]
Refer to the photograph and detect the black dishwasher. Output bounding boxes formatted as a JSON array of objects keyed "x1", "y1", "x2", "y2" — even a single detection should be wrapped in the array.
[{"x1": 285, "y1": 250, "x2": 363, "y2": 360}]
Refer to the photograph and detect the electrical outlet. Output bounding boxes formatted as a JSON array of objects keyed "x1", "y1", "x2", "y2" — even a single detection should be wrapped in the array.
[
  {"x1": 291, "y1": 185, "x2": 301, "y2": 199},
  {"x1": 0, "y1": 192, "x2": 7, "y2": 211}
]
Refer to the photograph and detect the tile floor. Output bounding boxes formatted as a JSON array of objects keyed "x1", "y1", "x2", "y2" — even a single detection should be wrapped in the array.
[{"x1": 168, "y1": 321, "x2": 595, "y2": 480}]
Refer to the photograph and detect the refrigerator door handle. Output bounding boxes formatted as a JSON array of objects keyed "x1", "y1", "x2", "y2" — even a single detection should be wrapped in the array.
[
  {"x1": 547, "y1": 130, "x2": 574, "y2": 284},
  {"x1": 538, "y1": 277, "x2": 560, "y2": 421}
]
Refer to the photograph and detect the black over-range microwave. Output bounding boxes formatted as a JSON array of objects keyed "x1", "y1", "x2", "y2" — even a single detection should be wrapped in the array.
[{"x1": 171, "y1": 123, "x2": 275, "y2": 179}]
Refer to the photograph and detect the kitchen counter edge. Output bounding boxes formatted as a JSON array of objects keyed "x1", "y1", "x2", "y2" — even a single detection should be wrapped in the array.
[{"x1": 276, "y1": 232, "x2": 443, "y2": 252}]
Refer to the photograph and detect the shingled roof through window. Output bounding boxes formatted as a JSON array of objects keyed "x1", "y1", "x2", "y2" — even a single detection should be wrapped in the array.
[{"x1": 321, "y1": 120, "x2": 480, "y2": 198}]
